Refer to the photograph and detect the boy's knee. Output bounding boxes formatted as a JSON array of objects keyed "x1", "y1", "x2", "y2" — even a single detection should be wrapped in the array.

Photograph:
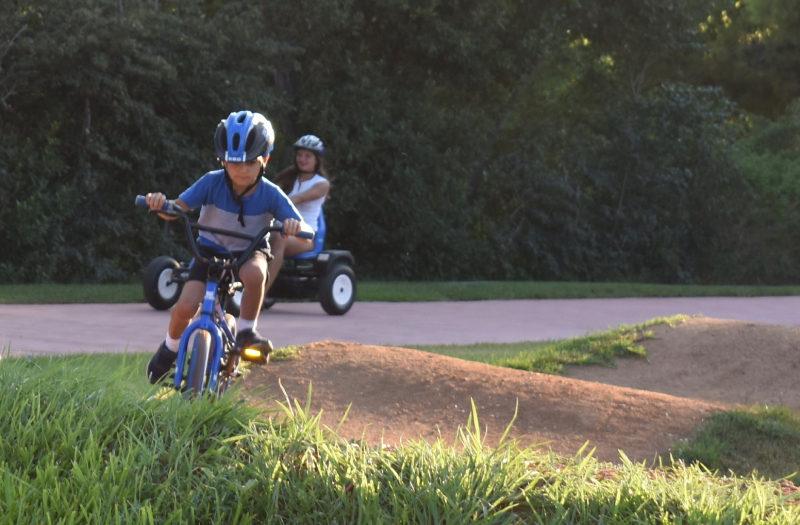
[
  {"x1": 173, "y1": 297, "x2": 198, "y2": 315},
  {"x1": 240, "y1": 265, "x2": 267, "y2": 288}
]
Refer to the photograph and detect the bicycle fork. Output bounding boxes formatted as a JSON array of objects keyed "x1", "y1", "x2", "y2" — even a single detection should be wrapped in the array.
[{"x1": 173, "y1": 279, "x2": 235, "y2": 393}]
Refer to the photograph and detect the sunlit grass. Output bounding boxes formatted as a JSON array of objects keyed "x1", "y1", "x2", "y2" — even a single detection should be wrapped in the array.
[{"x1": 406, "y1": 315, "x2": 688, "y2": 375}]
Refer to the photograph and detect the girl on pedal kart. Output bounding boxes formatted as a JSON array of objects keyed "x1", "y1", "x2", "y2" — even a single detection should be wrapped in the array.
[
  {"x1": 143, "y1": 111, "x2": 313, "y2": 384},
  {"x1": 265, "y1": 135, "x2": 331, "y2": 295}
]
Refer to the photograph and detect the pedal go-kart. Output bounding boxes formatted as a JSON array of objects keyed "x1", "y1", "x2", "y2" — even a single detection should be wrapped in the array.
[{"x1": 142, "y1": 209, "x2": 356, "y2": 315}]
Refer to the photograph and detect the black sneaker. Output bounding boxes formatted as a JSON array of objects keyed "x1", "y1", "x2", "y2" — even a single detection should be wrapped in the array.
[
  {"x1": 235, "y1": 328, "x2": 273, "y2": 357},
  {"x1": 146, "y1": 341, "x2": 178, "y2": 384}
]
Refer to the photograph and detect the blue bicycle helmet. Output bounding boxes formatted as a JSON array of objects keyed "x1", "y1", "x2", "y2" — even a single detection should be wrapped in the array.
[
  {"x1": 214, "y1": 111, "x2": 275, "y2": 162},
  {"x1": 293, "y1": 135, "x2": 325, "y2": 155}
]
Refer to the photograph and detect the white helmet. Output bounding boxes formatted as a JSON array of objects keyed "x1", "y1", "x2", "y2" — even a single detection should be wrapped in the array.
[{"x1": 293, "y1": 135, "x2": 325, "y2": 155}]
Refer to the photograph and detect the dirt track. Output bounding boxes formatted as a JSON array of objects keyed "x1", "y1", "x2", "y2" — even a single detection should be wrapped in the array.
[{"x1": 241, "y1": 317, "x2": 799, "y2": 463}]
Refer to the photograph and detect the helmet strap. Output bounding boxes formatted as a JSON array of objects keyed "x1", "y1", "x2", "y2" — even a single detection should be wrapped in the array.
[{"x1": 223, "y1": 168, "x2": 259, "y2": 227}]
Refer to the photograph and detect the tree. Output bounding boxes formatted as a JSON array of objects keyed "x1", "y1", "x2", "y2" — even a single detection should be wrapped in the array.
[
  {"x1": 692, "y1": 0, "x2": 800, "y2": 118},
  {"x1": 0, "y1": 0, "x2": 275, "y2": 282}
]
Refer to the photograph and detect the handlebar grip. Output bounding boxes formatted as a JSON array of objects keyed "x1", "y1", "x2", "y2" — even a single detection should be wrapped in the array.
[
  {"x1": 135, "y1": 195, "x2": 175, "y2": 212},
  {"x1": 296, "y1": 231, "x2": 315, "y2": 240}
]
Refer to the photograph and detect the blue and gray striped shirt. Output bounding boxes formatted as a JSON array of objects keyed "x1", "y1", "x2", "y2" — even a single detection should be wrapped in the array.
[{"x1": 179, "y1": 170, "x2": 302, "y2": 253}]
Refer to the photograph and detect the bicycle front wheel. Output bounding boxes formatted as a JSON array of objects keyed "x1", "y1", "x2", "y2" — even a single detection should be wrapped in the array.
[{"x1": 186, "y1": 330, "x2": 212, "y2": 397}]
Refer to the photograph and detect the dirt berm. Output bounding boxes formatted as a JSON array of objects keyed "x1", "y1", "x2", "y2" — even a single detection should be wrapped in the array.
[{"x1": 240, "y1": 317, "x2": 800, "y2": 463}]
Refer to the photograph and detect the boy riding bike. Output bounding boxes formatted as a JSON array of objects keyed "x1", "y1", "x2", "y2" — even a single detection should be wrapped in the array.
[{"x1": 143, "y1": 111, "x2": 313, "y2": 384}]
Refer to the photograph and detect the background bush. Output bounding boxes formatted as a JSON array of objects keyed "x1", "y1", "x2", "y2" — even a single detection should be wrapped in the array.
[{"x1": 1, "y1": 0, "x2": 798, "y2": 284}]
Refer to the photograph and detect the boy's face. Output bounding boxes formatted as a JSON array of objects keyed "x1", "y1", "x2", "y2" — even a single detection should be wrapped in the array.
[{"x1": 223, "y1": 156, "x2": 267, "y2": 189}]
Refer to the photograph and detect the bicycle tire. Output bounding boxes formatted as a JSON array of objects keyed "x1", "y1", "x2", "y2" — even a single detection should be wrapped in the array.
[
  {"x1": 215, "y1": 355, "x2": 238, "y2": 397},
  {"x1": 186, "y1": 331, "x2": 212, "y2": 397},
  {"x1": 215, "y1": 313, "x2": 238, "y2": 397}
]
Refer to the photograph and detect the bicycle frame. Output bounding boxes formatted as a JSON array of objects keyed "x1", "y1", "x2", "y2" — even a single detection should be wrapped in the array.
[
  {"x1": 135, "y1": 194, "x2": 313, "y2": 395},
  {"x1": 173, "y1": 275, "x2": 236, "y2": 393}
]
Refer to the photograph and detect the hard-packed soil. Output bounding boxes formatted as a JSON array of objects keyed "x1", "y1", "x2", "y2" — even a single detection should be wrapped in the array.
[{"x1": 240, "y1": 317, "x2": 800, "y2": 463}]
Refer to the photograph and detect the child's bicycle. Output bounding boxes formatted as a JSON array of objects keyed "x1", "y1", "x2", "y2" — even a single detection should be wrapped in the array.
[{"x1": 135, "y1": 195, "x2": 313, "y2": 397}]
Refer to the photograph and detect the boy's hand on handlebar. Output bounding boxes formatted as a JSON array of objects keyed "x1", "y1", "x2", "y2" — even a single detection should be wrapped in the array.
[
  {"x1": 145, "y1": 193, "x2": 184, "y2": 220},
  {"x1": 282, "y1": 218, "x2": 313, "y2": 242},
  {"x1": 282, "y1": 218, "x2": 302, "y2": 237},
  {"x1": 145, "y1": 192, "x2": 168, "y2": 211}
]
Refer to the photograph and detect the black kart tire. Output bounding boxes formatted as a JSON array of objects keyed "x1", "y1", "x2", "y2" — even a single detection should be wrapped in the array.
[
  {"x1": 224, "y1": 290, "x2": 242, "y2": 318},
  {"x1": 186, "y1": 331, "x2": 212, "y2": 398},
  {"x1": 319, "y1": 264, "x2": 356, "y2": 315},
  {"x1": 143, "y1": 256, "x2": 182, "y2": 310},
  {"x1": 262, "y1": 296, "x2": 277, "y2": 310},
  {"x1": 226, "y1": 290, "x2": 276, "y2": 315}
]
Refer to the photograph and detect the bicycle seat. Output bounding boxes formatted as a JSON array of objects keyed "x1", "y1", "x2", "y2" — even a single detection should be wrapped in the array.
[{"x1": 290, "y1": 208, "x2": 326, "y2": 260}]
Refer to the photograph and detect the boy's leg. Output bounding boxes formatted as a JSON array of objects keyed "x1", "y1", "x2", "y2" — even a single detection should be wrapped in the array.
[
  {"x1": 146, "y1": 280, "x2": 205, "y2": 384},
  {"x1": 235, "y1": 252, "x2": 272, "y2": 353},
  {"x1": 168, "y1": 281, "x2": 206, "y2": 339},
  {"x1": 238, "y1": 253, "x2": 267, "y2": 320}
]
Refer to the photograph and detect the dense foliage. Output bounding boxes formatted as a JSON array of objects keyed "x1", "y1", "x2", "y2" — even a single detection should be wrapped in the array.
[{"x1": 1, "y1": 0, "x2": 797, "y2": 283}]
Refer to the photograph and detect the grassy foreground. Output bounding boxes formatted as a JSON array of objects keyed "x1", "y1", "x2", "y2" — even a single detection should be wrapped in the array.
[
  {"x1": 2, "y1": 280, "x2": 800, "y2": 304},
  {"x1": 2, "y1": 353, "x2": 799, "y2": 524}
]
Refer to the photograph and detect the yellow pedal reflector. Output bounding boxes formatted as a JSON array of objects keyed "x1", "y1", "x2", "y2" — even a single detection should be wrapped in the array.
[{"x1": 242, "y1": 348, "x2": 266, "y2": 363}]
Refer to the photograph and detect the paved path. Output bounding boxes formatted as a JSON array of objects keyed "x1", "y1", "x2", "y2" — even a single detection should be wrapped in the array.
[{"x1": 2, "y1": 296, "x2": 800, "y2": 356}]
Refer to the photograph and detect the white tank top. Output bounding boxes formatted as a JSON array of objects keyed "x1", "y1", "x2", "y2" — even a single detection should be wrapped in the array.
[{"x1": 290, "y1": 173, "x2": 328, "y2": 231}]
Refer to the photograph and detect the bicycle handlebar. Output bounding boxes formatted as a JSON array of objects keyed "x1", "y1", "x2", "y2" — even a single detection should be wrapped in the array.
[{"x1": 135, "y1": 195, "x2": 314, "y2": 269}]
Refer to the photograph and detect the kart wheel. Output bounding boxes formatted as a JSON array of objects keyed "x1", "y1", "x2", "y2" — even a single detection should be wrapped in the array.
[
  {"x1": 262, "y1": 296, "x2": 277, "y2": 310},
  {"x1": 227, "y1": 290, "x2": 275, "y2": 314},
  {"x1": 319, "y1": 263, "x2": 356, "y2": 315},
  {"x1": 143, "y1": 256, "x2": 182, "y2": 310},
  {"x1": 186, "y1": 331, "x2": 212, "y2": 398},
  {"x1": 225, "y1": 289, "x2": 242, "y2": 318}
]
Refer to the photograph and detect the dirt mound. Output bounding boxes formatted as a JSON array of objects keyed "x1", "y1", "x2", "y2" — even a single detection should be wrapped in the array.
[
  {"x1": 241, "y1": 317, "x2": 800, "y2": 463},
  {"x1": 567, "y1": 317, "x2": 800, "y2": 410}
]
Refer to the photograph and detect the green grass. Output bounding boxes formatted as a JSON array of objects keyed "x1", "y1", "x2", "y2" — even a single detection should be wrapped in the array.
[
  {"x1": 674, "y1": 405, "x2": 800, "y2": 484},
  {"x1": 405, "y1": 315, "x2": 687, "y2": 375},
  {"x1": 3, "y1": 280, "x2": 800, "y2": 304},
  {"x1": 0, "y1": 283, "x2": 142, "y2": 304},
  {"x1": 2, "y1": 353, "x2": 799, "y2": 523},
  {"x1": 357, "y1": 280, "x2": 800, "y2": 301}
]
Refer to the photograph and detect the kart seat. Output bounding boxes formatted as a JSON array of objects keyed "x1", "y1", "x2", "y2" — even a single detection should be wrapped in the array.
[{"x1": 290, "y1": 208, "x2": 326, "y2": 260}]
